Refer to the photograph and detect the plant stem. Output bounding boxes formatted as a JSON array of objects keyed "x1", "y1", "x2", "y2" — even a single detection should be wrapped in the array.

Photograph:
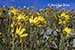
[{"x1": 21, "y1": 42, "x2": 23, "y2": 50}]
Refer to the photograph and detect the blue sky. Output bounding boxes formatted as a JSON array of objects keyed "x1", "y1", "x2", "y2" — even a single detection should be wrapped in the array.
[{"x1": 0, "y1": 0, "x2": 75, "y2": 10}]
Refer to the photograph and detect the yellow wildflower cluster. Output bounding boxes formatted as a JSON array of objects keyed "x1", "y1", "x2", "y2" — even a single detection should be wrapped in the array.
[
  {"x1": 0, "y1": 6, "x2": 75, "y2": 50},
  {"x1": 8, "y1": 7, "x2": 47, "y2": 42}
]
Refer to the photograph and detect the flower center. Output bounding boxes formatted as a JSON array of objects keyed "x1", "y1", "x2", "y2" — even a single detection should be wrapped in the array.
[{"x1": 61, "y1": 16, "x2": 65, "y2": 20}]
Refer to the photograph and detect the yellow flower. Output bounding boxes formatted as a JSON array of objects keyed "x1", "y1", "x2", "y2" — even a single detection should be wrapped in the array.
[
  {"x1": 11, "y1": 26, "x2": 28, "y2": 42},
  {"x1": 8, "y1": 8, "x2": 19, "y2": 20},
  {"x1": 58, "y1": 12, "x2": 70, "y2": 24},
  {"x1": 15, "y1": 26, "x2": 28, "y2": 38},
  {"x1": 8, "y1": 8, "x2": 19, "y2": 15},
  {"x1": 29, "y1": 16, "x2": 47, "y2": 27},
  {"x1": 17, "y1": 14, "x2": 29, "y2": 23},
  {"x1": 63, "y1": 27, "x2": 71, "y2": 39}
]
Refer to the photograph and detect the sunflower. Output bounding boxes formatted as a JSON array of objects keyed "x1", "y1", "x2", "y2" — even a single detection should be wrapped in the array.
[
  {"x1": 8, "y1": 8, "x2": 19, "y2": 15},
  {"x1": 63, "y1": 27, "x2": 71, "y2": 39},
  {"x1": 16, "y1": 14, "x2": 29, "y2": 26},
  {"x1": 29, "y1": 16, "x2": 47, "y2": 27},
  {"x1": 8, "y1": 8, "x2": 19, "y2": 20},
  {"x1": 11, "y1": 25, "x2": 28, "y2": 42},
  {"x1": 58, "y1": 12, "x2": 70, "y2": 24},
  {"x1": 16, "y1": 26, "x2": 28, "y2": 37}
]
